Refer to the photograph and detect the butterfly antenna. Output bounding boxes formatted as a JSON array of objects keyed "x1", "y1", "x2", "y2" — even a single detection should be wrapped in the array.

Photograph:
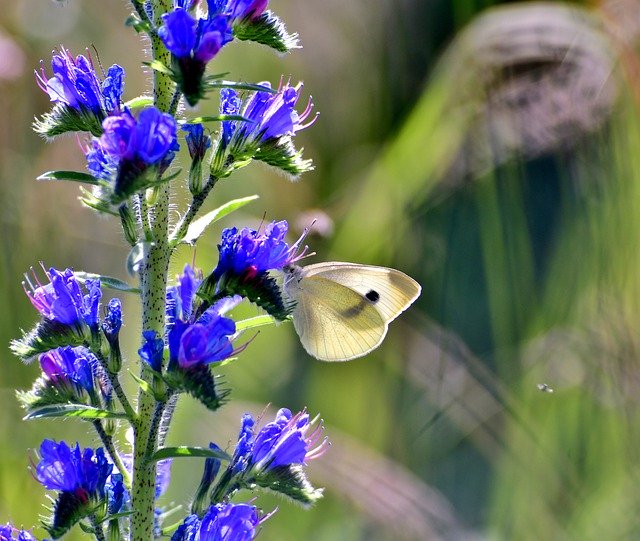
[{"x1": 289, "y1": 220, "x2": 317, "y2": 263}]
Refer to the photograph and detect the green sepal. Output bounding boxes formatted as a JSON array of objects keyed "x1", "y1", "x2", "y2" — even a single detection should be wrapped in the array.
[
  {"x1": 17, "y1": 376, "x2": 77, "y2": 411},
  {"x1": 124, "y1": 95, "x2": 154, "y2": 110},
  {"x1": 37, "y1": 170, "x2": 102, "y2": 185},
  {"x1": 164, "y1": 365, "x2": 229, "y2": 411},
  {"x1": 175, "y1": 194, "x2": 259, "y2": 245},
  {"x1": 198, "y1": 270, "x2": 293, "y2": 321},
  {"x1": 23, "y1": 403, "x2": 128, "y2": 421},
  {"x1": 44, "y1": 492, "x2": 100, "y2": 539},
  {"x1": 150, "y1": 446, "x2": 230, "y2": 463},
  {"x1": 254, "y1": 136, "x2": 314, "y2": 178},
  {"x1": 10, "y1": 319, "x2": 88, "y2": 362},
  {"x1": 33, "y1": 103, "x2": 105, "y2": 139},
  {"x1": 252, "y1": 464, "x2": 324, "y2": 507},
  {"x1": 233, "y1": 11, "x2": 300, "y2": 53}
]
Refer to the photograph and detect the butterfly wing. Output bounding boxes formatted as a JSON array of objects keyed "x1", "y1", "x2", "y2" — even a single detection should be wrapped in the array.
[
  {"x1": 291, "y1": 274, "x2": 388, "y2": 362},
  {"x1": 302, "y1": 262, "x2": 421, "y2": 323}
]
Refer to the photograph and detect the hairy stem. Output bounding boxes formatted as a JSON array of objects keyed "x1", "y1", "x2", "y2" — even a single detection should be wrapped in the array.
[
  {"x1": 89, "y1": 514, "x2": 106, "y2": 541},
  {"x1": 169, "y1": 174, "x2": 219, "y2": 244},
  {"x1": 93, "y1": 420, "x2": 132, "y2": 490},
  {"x1": 130, "y1": 2, "x2": 174, "y2": 539},
  {"x1": 144, "y1": 399, "x2": 167, "y2": 459}
]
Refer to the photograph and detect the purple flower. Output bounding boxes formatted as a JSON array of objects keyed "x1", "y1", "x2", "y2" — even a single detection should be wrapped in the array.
[
  {"x1": 213, "y1": 220, "x2": 298, "y2": 281},
  {"x1": 35, "y1": 47, "x2": 124, "y2": 114},
  {"x1": 223, "y1": 81, "x2": 316, "y2": 144},
  {"x1": 171, "y1": 503, "x2": 266, "y2": 541},
  {"x1": 35, "y1": 440, "x2": 112, "y2": 501},
  {"x1": 182, "y1": 123, "x2": 212, "y2": 162},
  {"x1": 0, "y1": 525, "x2": 37, "y2": 541},
  {"x1": 24, "y1": 267, "x2": 101, "y2": 329},
  {"x1": 39, "y1": 346, "x2": 96, "y2": 395},
  {"x1": 234, "y1": 408, "x2": 328, "y2": 472}
]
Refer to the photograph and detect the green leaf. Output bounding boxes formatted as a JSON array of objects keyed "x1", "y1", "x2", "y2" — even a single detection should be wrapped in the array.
[
  {"x1": 235, "y1": 314, "x2": 283, "y2": 332},
  {"x1": 24, "y1": 404, "x2": 128, "y2": 420},
  {"x1": 74, "y1": 272, "x2": 140, "y2": 293},
  {"x1": 129, "y1": 370, "x2": 153, "y2": 396},
  {"x1": 38, "y1": 170, "x2": 101, "y2": 185},
  {"x1": 95, "y1": 511, "x2": 134, "y2": 525},
  {"x1": 204, "y1": 80, "x2": 276, "y2": 93},
  {"x1": 150, "y1": 446, "x2": 231, "y2": 462},
  {"x1": 143, "y1": 60, "x2": 174, "y2": 76},
  {"x1": 177, "y1": 194, "x2": 259, "y2": 245},
  {"x1": 185, "y1": 115, "x2": 253, "y2": 124},
  {"x1": 124, "y1": 95, "x2": 154, "y2": 109}
]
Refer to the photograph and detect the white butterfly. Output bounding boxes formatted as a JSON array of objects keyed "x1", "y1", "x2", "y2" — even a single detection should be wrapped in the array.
[{"x1": 283, "y1": 262, "x2": 421, "y2": 361}]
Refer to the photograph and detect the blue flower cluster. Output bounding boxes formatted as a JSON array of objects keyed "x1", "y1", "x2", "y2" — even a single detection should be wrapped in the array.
[
  {"x1": 233, "y1": 408, "x2": 328, "y2": 474},
  {"x1": 36, "y1": 440, "x2": 112, "y2": 502},
  {"x1": 25, "y1": 267, "x2": 101, "y2": 330},
  {"x1": 85, "y1": 107, "x2": 179, "y2": 203},
  {"x1": 36, "y1": 47, "x2": 124, "y2": 115},
  {"x1": 220, "y1": 81, "x2": 316, "y2": 146},
  {"x1": 171, "y1": 502, "x2": 264, "y2": 541},
  {"x1": 0, "y1": 524, "x2": 37, "y2": 541},
  {"x1": 213, "y1": 220, "x2": 297, "y2": 281},
  {"x1": 161, "y1": 265, "x2": 239, "y2": 370}
]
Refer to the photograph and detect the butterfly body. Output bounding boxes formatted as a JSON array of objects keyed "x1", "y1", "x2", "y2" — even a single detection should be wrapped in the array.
[{"x1": 283, "y1": 262, "x2": 421, "y2": 361}]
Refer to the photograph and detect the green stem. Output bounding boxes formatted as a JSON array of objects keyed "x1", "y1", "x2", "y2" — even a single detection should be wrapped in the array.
[
  {"x1": 130, "y1": 3, "x2": 174, "y2": 538},
  {"x1": 144, "y1": 400, "x2": 167, "y2": 459},
  {"x1": 110, "y1": 373, "x2": 137, "y2": 421},
  {"x1": 169, "y1": 174, "x2": 219, "y2": 244},
  {"x1": 93, "y1": 420, "x2": 132, "y2": 490},
  {"x1": 89, "y1": 514, "x2": 106, "y2": 541}
]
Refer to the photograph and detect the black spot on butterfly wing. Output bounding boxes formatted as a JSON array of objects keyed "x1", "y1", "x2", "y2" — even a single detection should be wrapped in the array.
[{"x1": 366, "y1": 289, "x2": 380, "y2": 303}]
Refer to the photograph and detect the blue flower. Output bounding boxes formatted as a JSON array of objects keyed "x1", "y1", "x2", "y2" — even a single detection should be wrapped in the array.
[
  {"x1": 210, "y1": 0, "x2": 269, "y2": 21},
  {"x1": 102, "y1": 298, "x2": 123, "y2": 341},
  {"x1": 158, "y1": 6, "x2": 233, "y2": 105},
  {"x1": 213, "y1": 220, "x2": 297, "y2": 281},
  {"x1": 139, "y1": 330, "x2": 165, "y2": 372},
  {"x1": 182, "y1": 123, "x2": 212, "y2": 162},
  {"x1": 171, "y1": 503, "x2": 265, "y2": 541},
  {"x1": 222, "y1": 81, "x2": 315, "y2": 145},
  {"x1": 219, "y1": 88, "x2": 241, "y2": 147},
  {"x1": 39, "y1": 346, "x2": 96, "y2": 395},
  {"x1": 233, "y1": 408, "x2": 328, "y2": 472},
  {"x1": 106, "y1": 473, "x2": 127, "y2": 515},
  {"x1": 160, "y1": 9, "x2": 233, "y2": 63},
  {"x1": 0, "y1": 525, "x2": 37, "y2": 541},
  {"x1": 35, "y1": 47, "x2": 124, "y2": 115},
  {"x1": 35, "y1": 440, "x2": 112, "y2": 501},
  {"x1": 24, "y1": 267, "x2": 101, "y2": 329}
]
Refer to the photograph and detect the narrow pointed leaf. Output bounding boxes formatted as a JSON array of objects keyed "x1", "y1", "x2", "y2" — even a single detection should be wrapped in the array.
[
  {"x1": 178, "y1": 194, "x2": 259, "y2": 245},
  {"x1": 185, "y1": 115, "x2": 252, "y2": 124},
  {"x1": 129, "y1": 370, "x2": 153, "y2": 396},
  {"x1": 24, "y1": 404, "x2": 128, "y2": 420},
  {"x1": 74, "y1": 272, "x2": 141, "y2": 293},
  {"x1": 150, "y1": 446, "x2": 231, "y2": 462},
  {"x1": 205, "y1": 80, "x2": 276, "y2": 93},
  {"x1": 235, "y1": 314, "x2": 282, "y2": 332},
  {"x1": 143, "y1": 60, "x2": 174, "y2": 76},
  {"x1": 38, "y1": 170, "x2": 101, "y2": 185}
]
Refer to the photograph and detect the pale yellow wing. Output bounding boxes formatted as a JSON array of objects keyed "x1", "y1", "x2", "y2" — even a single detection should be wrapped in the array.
[
  {"x1": 302, "y1": 262, "x2": 421, "y2": 322},
  {"x1": 291, "y1": 275, "x2": 388, "y2": 362}
]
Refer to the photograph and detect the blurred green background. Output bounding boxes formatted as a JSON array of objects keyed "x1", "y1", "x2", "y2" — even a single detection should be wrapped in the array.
[{"x1": 3, "y1": 0, "x2": 640, "y2": 539}]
